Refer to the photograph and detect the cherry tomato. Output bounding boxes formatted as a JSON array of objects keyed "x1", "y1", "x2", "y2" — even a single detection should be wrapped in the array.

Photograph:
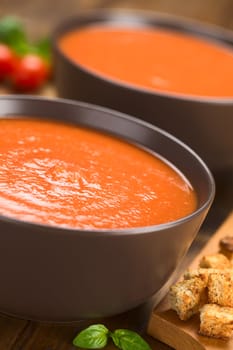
[
  {"x1": 0, "y1": 43, "x2": 17, "y2": 81},
  {"x1": 11, "y1": 54, "x2": 49, "y2": 91}
]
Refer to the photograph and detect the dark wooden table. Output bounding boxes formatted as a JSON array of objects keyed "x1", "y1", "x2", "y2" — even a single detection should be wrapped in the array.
[{"x1": 0, "y1": 1, "x2": 233, "y2": 348}]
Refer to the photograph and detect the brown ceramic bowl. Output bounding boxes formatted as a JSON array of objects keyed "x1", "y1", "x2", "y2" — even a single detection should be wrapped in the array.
[
  {"x1": 0, "y1": 96, "x2": 214, "y2": 322},
  {"x1": 53, "y1": 10, "x2": 233, "y2": 174}
]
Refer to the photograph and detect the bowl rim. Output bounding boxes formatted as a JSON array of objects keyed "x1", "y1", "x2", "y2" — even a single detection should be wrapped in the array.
[
  {"x1": 0, "y1": 95, "x2": 215, "y2": 236},
  {"x1": 53, "y1": 8, "x2": 233, "y2": 103}
]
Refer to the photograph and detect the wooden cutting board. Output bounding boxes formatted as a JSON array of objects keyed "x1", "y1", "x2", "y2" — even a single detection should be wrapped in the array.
[{"x1": 147, "y1": 211, "x2": 233, "y2": 350}]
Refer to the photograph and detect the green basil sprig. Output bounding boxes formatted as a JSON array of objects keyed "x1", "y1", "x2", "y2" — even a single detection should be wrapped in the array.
[{"x1": 73, "y1": 324, "x2": 151, "y2": 350}]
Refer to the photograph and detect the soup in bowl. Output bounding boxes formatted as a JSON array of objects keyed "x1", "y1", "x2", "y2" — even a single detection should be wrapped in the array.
[
  {"x1": 0, "y1": 96, "x2": 214, "y2": 321},
  {"x1": 53, "y1": 10, "x2": 233, "y2": 173},
  {"x1": 0, "y1": 118, "x2": 197, "y2": 229}
]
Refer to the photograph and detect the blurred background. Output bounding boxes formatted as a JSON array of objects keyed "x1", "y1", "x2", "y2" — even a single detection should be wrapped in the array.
[{"x1": 1, "y1": 0, "x2": 233, "y2": 34}]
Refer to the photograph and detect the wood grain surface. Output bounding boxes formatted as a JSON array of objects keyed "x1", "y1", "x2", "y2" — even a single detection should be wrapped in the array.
[{"x1": 148, "y1": 211, "x2": 233, "y2": 350}]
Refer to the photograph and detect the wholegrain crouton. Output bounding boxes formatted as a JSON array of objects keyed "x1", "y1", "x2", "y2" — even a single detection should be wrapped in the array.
[
  {"x1": 184, "y1": 268, "x2": 215, "y2": 285},
  {"x1": 219, "y1": 236, "x2": 233, "y2": 261},
  {"x1": 199, "y1": 253, "x2": 232, "y2": 269},
  {"x1": 208, "y1": 271, "x2": 233, "y2": 307},
  {"x1": 169, "y1": 277, "x2": 207, "y2": 321},
  {"x1": 199, "y1": 304, "x2": 233, "y2": 339},
  {"x1": 184, "y1": 268, "x2": 233, "y2": 282}
]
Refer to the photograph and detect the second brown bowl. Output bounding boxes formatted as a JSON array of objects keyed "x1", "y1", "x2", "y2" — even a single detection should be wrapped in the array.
[{"x1": 53, "y1": 10, "x2": 233, "y2": 174}]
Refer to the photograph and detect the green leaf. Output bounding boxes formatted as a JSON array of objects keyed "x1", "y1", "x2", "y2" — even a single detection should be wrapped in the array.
[
  {"x1": 110, "y1": 329, "x2": 151, "y2": 350},
  {"x1": 73, "y1": 324, "x2": 109, "y2": 349},
  {"x1": 10, "y1": 40, "x2": 34, "y2": 56},
  {"x1": 35, "y1": 37, "x2": 51, "y2": 61},
  {"x1": 0, "y1": 16, "x2": 26, "y2": 47}
]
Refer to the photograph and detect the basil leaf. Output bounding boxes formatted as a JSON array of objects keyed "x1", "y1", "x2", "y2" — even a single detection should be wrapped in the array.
[
  {"x1": 73, "y1": 324, "x2": 109, "y2": 349},
  {"x1": 0, "y1": 16, "x2": 26, "y2": 47},
  {"x1": 110, "y1": 329, "x2": 151, "y2": 350},
  {"x1": 11, "y1": 41, "x2": 35, "y2": 56},
  {"x1": 35, "y1": 37, "x2": 51, "y2": 61}
]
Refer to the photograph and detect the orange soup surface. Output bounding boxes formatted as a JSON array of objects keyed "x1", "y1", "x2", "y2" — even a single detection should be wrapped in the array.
[
  {"x1": 59, "y1": 26, "x2": 233, "y2": 97},
  {"x1": 0, "y1": 119, "x2": 196, "y2": 229}
]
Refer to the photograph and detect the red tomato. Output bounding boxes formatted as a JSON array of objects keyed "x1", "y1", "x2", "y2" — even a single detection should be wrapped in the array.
[
  {"x1": 11, "y1": 54, "x2": 49, "y2": 91},
  {"x1": 0, "y1": 43, "x2": 17, "y2": 81}
]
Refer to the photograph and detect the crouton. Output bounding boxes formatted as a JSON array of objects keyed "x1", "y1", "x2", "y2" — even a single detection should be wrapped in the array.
[
  {"x1": 208, "y1": 271, "x2": 233, "y2": 307},
  {"x1": 169, "y1": 277, "x2": 207, "y2": 321},
  {"x1": 184, "y1": 268, "x2": 233, "y2": 282},
  {"x1": 199, "y1": 304, "x2": 233, "y2": 339},
  {"x1": 199, "y1": 253, "x2": 232, "y2": 269},
  {"x1": 184, "y1": 268, "x2": 214, "y2": 285},
  {"x1": 219, "y1": 236, "x2": 233, "y2": 261}
]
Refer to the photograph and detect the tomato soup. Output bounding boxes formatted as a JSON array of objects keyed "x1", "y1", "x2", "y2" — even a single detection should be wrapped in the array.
[
  {"x1": 0, "y1": 118, "x2": 196, "y2": 229},
  {"x1": 59, "y1": 26, "x2": 233, "y2": 97}
]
